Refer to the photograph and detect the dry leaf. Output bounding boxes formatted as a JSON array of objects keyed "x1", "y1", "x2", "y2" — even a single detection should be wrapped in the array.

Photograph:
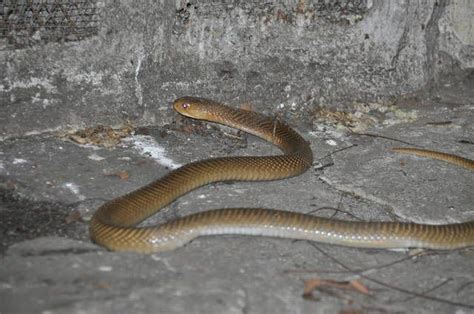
[
  {"x1": 96, "y1": 282, "x2": 110, "y2": 289},
  {"x1": 105, "y1": 171, "x2": 129, "y2": 181},
  {"x1": 303, "y1": 278, "x2": 323, "y2": 296},
  {"x1": 349, "y1": 280, "x2": 370, "y2": 295},
  {"x1": 339, "y1": 307, "x2": 363, "y2": 314},
  {"x1": 69, "y1": 134, "x2": 88, "y2": 144},
  {"x1": 65, "y1": 209, "x2": 82, "y2": 224},
  {"x1": 311, "y1": 107, "x2": 357, "y2": 128},
  {"x1": 5, "y1": 179, "x2": 17, "y2": 190},
  {"x1": 303, "y1": 278, "x2": 370, "y2": 300},
  {"x1": 63, "y1": 123, "x2": 134, "y2": 148}
]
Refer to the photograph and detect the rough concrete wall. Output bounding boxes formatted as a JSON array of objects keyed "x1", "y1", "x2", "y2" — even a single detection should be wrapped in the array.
[
  {"x1": 436, "y1": 0, "x2": 474, "y2": 76},
  {"x1": 0, "y1": 0, "x2": 471, "y2": 138}
]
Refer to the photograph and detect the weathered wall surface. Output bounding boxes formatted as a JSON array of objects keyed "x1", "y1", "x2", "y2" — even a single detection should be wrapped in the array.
[
  {"x1": 438, "y1": 0, "x2": 474, "y2": 70},
  {"x1": 1, "y1": 0, "x2": 472, "y2": 138}
]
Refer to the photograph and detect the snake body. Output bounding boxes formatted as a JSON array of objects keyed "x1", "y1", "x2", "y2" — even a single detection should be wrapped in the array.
[
  {"x1": 391, "y1": 147, "x2": 474, "y2": 170},
  {"x1": 89, "y1": 97, "x2": 474, "y2": 253}
]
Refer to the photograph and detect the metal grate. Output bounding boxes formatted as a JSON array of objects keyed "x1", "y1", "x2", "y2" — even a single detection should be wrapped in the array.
[{"x1": 0, "y1": 0, "x2": 100, "y2": 49}]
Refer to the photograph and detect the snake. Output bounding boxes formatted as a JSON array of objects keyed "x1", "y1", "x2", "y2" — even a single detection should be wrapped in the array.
[
  {"x1": 391, "y1": 147, "x2": 474, "y2": 171},
  {"x1": 89, "y1": 97, "x2": 474, "y2": 253}
]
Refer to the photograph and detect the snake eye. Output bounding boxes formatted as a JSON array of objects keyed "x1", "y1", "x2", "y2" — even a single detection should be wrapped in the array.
[{"x1": 181, "y1": 103, "x2": 190, "y2": 109}]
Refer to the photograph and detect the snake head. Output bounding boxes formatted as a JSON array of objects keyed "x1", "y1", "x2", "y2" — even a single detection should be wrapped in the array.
[{"x1": 174, "y1": 96, "x2": 215, "y2": 120}]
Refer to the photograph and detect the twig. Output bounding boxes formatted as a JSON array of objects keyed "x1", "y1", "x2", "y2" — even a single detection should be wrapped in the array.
[
  {"x1": 426, "y1": 121, "x2": 452, "y2": 126},
  {"x1": 456, "y1": 281, "x2": 474, "y2": 294},
  {"x1": 307, "y1": 206, "x2": 364, "y2": 221},
  {"x1": 389, "y1": 278, "x2": 452, "y2": 304},
  {"x1": 309, "y1": 244, "x2": 474, "y2": 309},
  {"x1": 317, "y1": 144, "x2": 357, "y2": 161},
  {"x1": 284, "y1": 250, "x2": 424, "y2": 275},
  {"x1": 349, "y1": 131, "x2": 417, "y2": 147}
]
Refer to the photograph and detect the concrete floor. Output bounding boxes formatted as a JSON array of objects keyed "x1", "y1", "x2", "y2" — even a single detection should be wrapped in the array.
[{"x1": 1, "y1": 82, "x2": 473, "y2": 313}]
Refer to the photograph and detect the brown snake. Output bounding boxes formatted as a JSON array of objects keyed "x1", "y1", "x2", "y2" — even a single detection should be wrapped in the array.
[
  {"x1": 90, "y1": 97, "x2": 474, "y2": 253},
  {"x1": 391, "y1": 147, "x2": 474, "y2": 171}
]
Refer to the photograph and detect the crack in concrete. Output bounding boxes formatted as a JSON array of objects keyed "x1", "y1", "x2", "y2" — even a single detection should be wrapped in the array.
[
  {"x1": 424, "y1": 1, "x2": 447, "y2": 83},
  {"x1": 390, "y1": 5, "x2": 410, "y2": 69},
  {"x1": 9, "y1": 248, "x2": 101, "y2": 257},
  {"x1": 318, "y1": 175, "x2": 404, "y2": 221}
]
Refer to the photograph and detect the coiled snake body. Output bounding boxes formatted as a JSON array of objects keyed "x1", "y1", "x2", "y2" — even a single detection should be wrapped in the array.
[{"x1": 90, "y1": 97, "x2": 474, "y2": 253}]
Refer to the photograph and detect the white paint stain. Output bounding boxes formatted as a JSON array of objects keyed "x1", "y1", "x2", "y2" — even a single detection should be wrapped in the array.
[
  {"x1": 98, "y1": 265, "x2": 113, "y2": 272},
  {"x1": 1, "y1": 77, "x2": 57, "y2": 93},
  {"x1": 125, "y1": 135, "x2": 181, "y2": 169},
  {"x1": 88, "y1": 153, "x2": 105, "y2": 161},
  {"x1": 22, "y1": 126, "x2": 62, "y2": 137},
  {"x1": 62, "y1": 182, "x2": 86, "y2": 201},
  {"x1": 66, "y1": 71, "x2": 104, "y2": 86},
  {"x1": 12, "y1": 158, "x2": 28, "y2": 164}
]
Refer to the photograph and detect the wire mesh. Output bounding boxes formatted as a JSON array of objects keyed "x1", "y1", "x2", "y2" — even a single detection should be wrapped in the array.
[{"x1": 0, "y1": 0, "x2": 100, "y2": 49}]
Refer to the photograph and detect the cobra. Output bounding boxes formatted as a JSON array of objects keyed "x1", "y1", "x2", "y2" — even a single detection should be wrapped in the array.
[{"x1": 89, "y1": 97, "x2": 474, "y2": 253}]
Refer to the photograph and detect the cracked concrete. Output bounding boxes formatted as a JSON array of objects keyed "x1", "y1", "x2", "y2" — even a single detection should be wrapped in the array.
[
  {"x1": 1, "y1": 0, "x2": 474, "y2": 313},
  {"x1": 1, "y1": 81, "x2": 473, "y2": 313}
]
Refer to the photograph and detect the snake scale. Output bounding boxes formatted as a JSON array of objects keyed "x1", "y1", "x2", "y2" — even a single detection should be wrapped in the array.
[{"x1": 89, "y1": 97, "x2": 474, "y2": 253}]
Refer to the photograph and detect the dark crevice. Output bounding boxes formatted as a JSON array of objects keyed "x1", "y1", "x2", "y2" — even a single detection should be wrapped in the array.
[
  {"x1": 0, "y1": 189, "x2": 87, "y2": 254},
  {"x1": 423, "y1": 1, "x2": 447, "y2": 85},
  {"x1": 390, "y1": 5, "x2": 410, "y2": 69}
]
